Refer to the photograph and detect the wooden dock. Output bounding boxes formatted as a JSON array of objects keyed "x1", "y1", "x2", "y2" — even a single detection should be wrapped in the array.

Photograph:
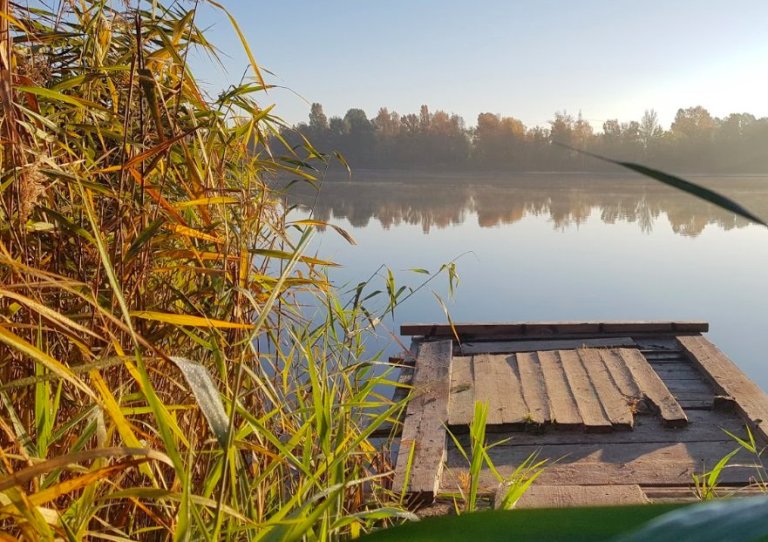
[{"x1": 391, "y1": 321, "x2": 768, "y2": 508}]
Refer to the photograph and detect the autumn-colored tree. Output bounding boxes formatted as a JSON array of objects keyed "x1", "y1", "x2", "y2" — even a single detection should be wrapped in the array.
[
  {"x1": 671, "y1": 106, "x2": 715, "y2": 140},
  {"x1": 288, "y1": 102, "x2": 768, "y2": 172}
]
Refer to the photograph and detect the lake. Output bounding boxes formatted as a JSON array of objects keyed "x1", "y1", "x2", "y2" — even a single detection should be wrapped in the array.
[{"x1": 287, "y1": 171, "x2": 768, "y2": 392}]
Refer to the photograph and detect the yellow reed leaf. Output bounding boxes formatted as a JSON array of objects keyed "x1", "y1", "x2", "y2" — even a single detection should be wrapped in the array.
[
  {"x1": 131, "y1": 311, "x2": 254, "y2": 330},
  {"x1": 173, "y1": 196, "x2": 239, "y2": 208},
  {"x1": 0, "y1": 327, "x2": 96, "y2": 401},
  {"x1": 165, "y1": 224, "x2": 222, "y2": 243}
]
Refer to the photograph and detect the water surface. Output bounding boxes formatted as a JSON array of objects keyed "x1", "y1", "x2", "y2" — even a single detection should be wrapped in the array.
[{"x1": 288, "y1": 172, "x2": 768, "y2": 391}]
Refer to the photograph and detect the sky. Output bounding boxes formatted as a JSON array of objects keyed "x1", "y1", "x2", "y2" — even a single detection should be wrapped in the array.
[{"x1": 192, "y1": 0, "x2": 768, "y2": 130}]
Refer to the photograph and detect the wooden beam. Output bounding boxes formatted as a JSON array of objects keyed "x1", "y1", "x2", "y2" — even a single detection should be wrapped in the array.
[
  {"x1": 401, "y1": 321, "x2": 709, "y2": 338},
  {"x1": 617, "y1": 348, "x2": 688, "y2": 427},
  {"x1": 444, "y1": 440, "x2": 756, "y2": 490},
  {"x1": 538, "y1": 350, "x2": 582, "y2": 427},
  {"x1": 599, "y1": 350, "x2": 642, "y2": 399},
  {"x1": 517, "y1": 352, "x2": 550, "y2": 425},
  {"x1": 559, "y1": 350, "x2": 613, "y2": 432},
  {"x1": 447, "y1": 356, "x2": 475, "y2": 427},
  {"x1": 392, "y1": 340, "x2": 452, "y2": 502},
  {"x1": 458, "y1": 337, "x2": 635, "y2": 355},
  {"x1": 473, "y1": 354, "x2": 529, "y2": 425},
  {"x1": 579, "y1": 349, "x2": 634, "y2": 430},
  {"x1": 452, "y1": 409, "x2": 749, "y2": 448},
  {"x1": 514, "y1": 485, "x2": 648, "y2": 508},
  {"x1": 677, "y1": 335, "x2": 768, "y2": 440}
]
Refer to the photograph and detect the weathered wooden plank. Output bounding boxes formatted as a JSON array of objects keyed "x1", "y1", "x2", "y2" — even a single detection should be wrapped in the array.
[
  {"x1": 579, "y1": 349, "x2": 634, "y2": 429},
  {"x1": 559, "y1": 350, "x2": 612, "y2": 432},
  {"x1": 473, "y1": 354, "x2": 528, "y2": 425},
  {"x1": 457, "y1": 410, "x2": 746, "y2": 449},
  {"x1": 663, "y1": 379, "x2": 713, "y2": 395},
  {"x1": 617, "y1": 348, "x2": 688, "y2": 427},
  {"x1": 454, "y1": 409, "x2": 749, "y2": 447},
  {"x1": 677, "y1": 335, "x2": 768, "y2": 441},
  {"x1": 391, "y1": 364, "x2": 414, "y2": 403},
  {"x1": 443, "y1": 440, "x2": 756, "y2": 490},
  {"x1": 515, "y1": 484, "x2": 649, "y2": 508},
  {"x1": 447, "y1": 355, "x2": 474, "y2": 427},
  {"x1": 634, "y1": 337, "x2": 683, "y2": 351},
  {"x1": 459, "y1": 337, "x2": 635, "y2": 355},
  {"x1": 599, "y1": 349, "x2": 642, "y2": 399},
  {"x1": 401, "y1": 321, "x2": 708, "y2": 338},
  {"x1": 678, "y1": 399, "x2": 714, "y2": 410},
  {"x1": 538, "y1": 350, "x2": 582, "y2": 427},
  {"x1": 472, "y1": 354, "x2": 502, "y2": 425},
  {"x1": 603, "y1": 322, "x2": 673, "y2": 333},
  {"x1": 499, "y1": 355, "x2": 530, "y2": 425},
  {"x1": 651, "y1": 363, "x2": 702, "y2": 380},
  {"x1": 663, "y1": 393, "x2": 715, "y2": 406},
  {"x1": 642, "y1": 352, "x2": 687, "y2": 361},
  {"x1": 516, "y1": 352, "x2": 550, "y2": 425},
  {"x1": 643, "y1": 486, "x2": 766, "y2": 503},
  {"x1": 392, "y1": 340, "x2": 452, "y2": 500}
]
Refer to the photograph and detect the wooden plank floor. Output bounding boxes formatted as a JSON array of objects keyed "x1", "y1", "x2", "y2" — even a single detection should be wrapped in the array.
[
  {"x1": 446, "y1": 347, "x2": 685, "y2": 432},
  {"x1": 393, "y1": 322, "x2": 768, "y2": 507}
]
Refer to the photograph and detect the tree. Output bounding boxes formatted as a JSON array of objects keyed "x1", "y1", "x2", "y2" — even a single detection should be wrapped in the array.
[
  {"x1": 341, "y1": 108, "x2": 374, "y2": 165},
  {"x1": 639, "y1": 109, "x2": 662, "y2": 148},
  {"x1": 329, "y1": 116, "x2": 344, "y2": 135},
  {"x1": 671, "y1": 106, "x2": 715, "y2": 139},
  {"x1": 602, "y1": 119, "x2": 622, "y2": 139},
  {"x1": 670, "y1": 106, "x2": 716, "y2": 169},
  {"x1": 419, "y1": 104, "x2": 431, "y2": 132},
  {"x1": 373, "y1": 107, "x2": 401, "y2": 164},
  {"x1": 549, "y1": 111, "x2": 574, "y2": 145},
  {"x1": 374, "y1": 107, "x2": 400, "y2": 137},
  {"x1": 309, "y1": 102, "x2": 328, "y2": 131},
  {"x1": 343, "y1": 108, "x2": 373, "y2": 135},
  {"x1": 572, "y1": 111, "x2": 593, "y2": 148},
  {"x1": 474, "y1": 113, "x2": 526, "y2": 168}
]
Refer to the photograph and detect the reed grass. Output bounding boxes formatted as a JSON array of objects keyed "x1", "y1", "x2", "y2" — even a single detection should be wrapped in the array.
[{"x1": 0, "y1": 1, "x2": 415, "y2": 539}]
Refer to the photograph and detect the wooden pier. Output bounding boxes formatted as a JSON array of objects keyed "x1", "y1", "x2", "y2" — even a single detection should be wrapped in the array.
[{"x1": 392, "y1": 321, "x2": 768, "y2": 508}]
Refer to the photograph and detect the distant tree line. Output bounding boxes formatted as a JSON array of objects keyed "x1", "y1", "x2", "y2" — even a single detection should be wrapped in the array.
[{"x1": 282, "y1": 103, "x2": 768, "y2": 173}]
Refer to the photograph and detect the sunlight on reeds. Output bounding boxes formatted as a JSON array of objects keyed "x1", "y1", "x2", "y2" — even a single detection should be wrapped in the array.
[{"x1": 0, "y1": 1, "x2": 417, "y2": 538}]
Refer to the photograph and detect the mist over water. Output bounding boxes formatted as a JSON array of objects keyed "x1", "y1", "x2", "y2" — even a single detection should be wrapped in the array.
[{"x1": 286, "y1": 172, "x2": 768, "y2": 391}]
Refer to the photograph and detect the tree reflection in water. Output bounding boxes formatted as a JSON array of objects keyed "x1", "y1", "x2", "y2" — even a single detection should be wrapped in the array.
[{"x1": 281, "y1": 172, "x2": 768, "y2": 237}]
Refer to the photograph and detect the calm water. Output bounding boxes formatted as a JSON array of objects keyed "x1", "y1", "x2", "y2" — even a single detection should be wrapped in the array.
[{"x1": 288, "y1": 172, "x2": 768, "y2": 391}]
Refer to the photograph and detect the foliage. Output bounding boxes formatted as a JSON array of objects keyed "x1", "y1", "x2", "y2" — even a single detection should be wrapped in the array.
[
  {"x1": 445, "y1": 401, "x2": 547, "y2": 513},
  {"x1": 288, "y1": 102, "x2": 768, "y2": 172},
  {"x1": 692, "y1": 448, "x2": 741, "y2": 501},
  {"x1": 692, "y1": 426, "x2": 768, "y2": 500},
  {"x1": 0, "y1": 1, "x2": 416, "y2": 539}
]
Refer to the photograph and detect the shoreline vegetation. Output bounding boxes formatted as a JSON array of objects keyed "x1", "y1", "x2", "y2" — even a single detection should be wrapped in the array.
[
  {"x1": 0, "y1": 1, "x2": 425, "y2": 539},
  {"x1": 282, "y1": 103, "x2": 768, "y2": 174}
]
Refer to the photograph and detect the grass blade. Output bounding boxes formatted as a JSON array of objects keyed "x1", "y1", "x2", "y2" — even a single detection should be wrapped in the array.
[{"x1": 556, "y1": 144, "x2": 767, "y2": 227}]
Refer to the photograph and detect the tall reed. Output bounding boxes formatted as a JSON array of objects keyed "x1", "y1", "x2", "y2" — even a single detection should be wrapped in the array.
[{"x1": 0, "y1": 1, "x2": 410, "y2": 539}]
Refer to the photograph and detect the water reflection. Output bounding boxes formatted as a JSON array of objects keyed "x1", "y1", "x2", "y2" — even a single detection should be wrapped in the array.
[{"x1": 283, "y1": 172, "x2": 768, "y2": 236}]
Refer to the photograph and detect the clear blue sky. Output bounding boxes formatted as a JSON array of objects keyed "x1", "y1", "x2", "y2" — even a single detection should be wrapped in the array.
[{"x1": 192, "y1": 0, "x2": 768, "y2": 130}]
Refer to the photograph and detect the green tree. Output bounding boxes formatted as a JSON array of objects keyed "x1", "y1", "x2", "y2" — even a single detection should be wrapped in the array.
[
  {"x1": 639, "y1": 109, "x2": 663, "y2": 149},
  {"x1": 309, "y1": 102, "x2": 329, "y2": 131},
  {"x1": 342, "y1": 108, "x2": 375, "y2": 165}
]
